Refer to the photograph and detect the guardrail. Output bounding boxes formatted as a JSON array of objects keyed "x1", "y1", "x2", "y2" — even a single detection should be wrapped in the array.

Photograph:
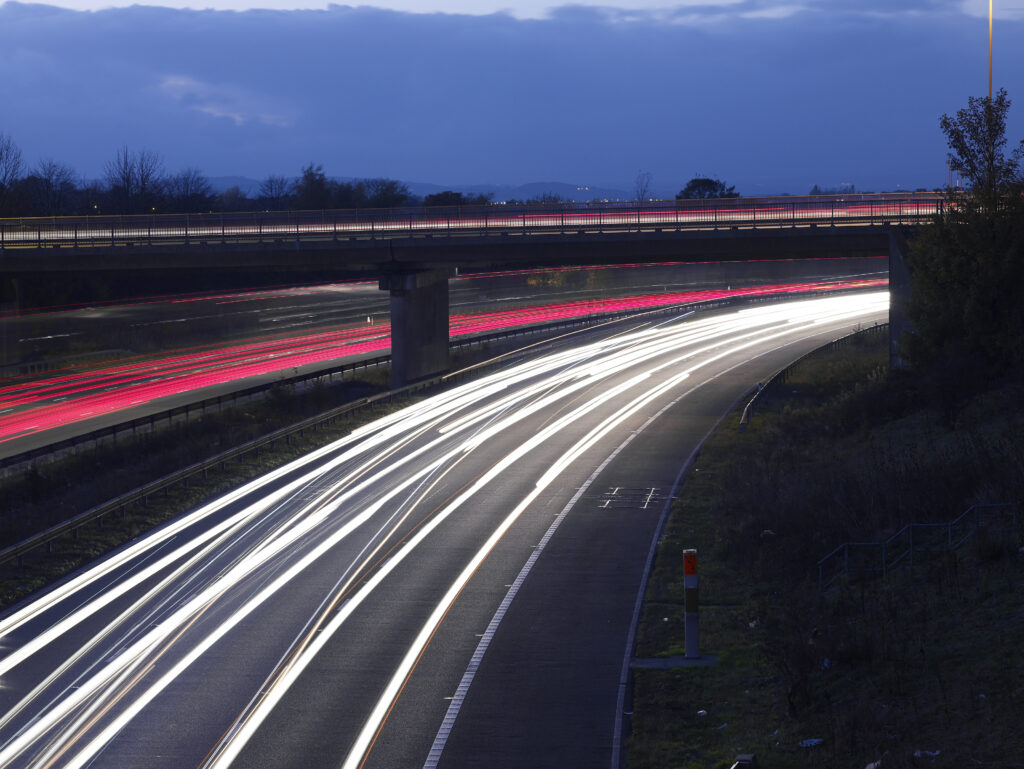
[
  {"x1": 0, "y1": 351, "x2": 392, "y2": 474},
  {"x1": 2, "y1": 286, "x2": 819, "y2": 476},
  {"x1": 0, "y1": 287, "x2": 839, "y2": 567},
  {"x1": 738, "y1": 322, "x2": 889, "y2": 429},
  {"x1": 0, "y1": 309, "x2": 639, "y2": 475},
  {"x1": 0, "y1": 193, "x2": 942, "y2": 251},
  {"x1": 0, "y1": 378, "x2": 434, "y2": 568},
  {"x1": 817, "y1": 503, "x2": 1020, "y2": 591}
]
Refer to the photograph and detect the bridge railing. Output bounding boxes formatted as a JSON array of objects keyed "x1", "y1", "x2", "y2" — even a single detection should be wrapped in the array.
[{"x1": 0, "y1": 193, "x2": 944, "y2": 250}]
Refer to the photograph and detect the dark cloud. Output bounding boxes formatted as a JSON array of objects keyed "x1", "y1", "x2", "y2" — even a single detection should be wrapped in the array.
[{"x1": 0, "y1": 1, "x2": 1020, "y2": 193}]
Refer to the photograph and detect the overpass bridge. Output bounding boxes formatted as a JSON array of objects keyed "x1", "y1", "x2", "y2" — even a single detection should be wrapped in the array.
[{"x1": 1, "y1": 193, "x2": 938, "y2": 383}]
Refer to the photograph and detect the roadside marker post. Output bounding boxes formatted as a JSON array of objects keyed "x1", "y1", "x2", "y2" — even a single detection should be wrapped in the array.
[{"x1": 684, "y1": 549, "x2": 700, "y2": 659}]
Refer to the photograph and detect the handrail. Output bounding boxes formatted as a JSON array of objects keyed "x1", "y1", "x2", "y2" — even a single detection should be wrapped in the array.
[{"x1": 818, "y1": 503, "x2": 1020, "y2": 590}]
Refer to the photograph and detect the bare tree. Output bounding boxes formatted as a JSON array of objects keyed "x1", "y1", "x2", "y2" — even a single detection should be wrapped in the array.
[
  {"x1": 258, "y1": 174, "x2": 291, "y2": 209},
  {"x1": 104, "y1": 145, "x2": 136, "y2": 212},
  {"x1": 0, "y1": 133, "x2": 24, "y2": 214},
  {"x1": 365, "y1": 177, "x2": 411, "y2": 208},
  {"x1": 135, "y1": 150, "x2": 165, "y2": 212},
  {"x1": 633, "y1": 169, "x2": 653, "y2": 201},
  {"x1": 166, "y1": 167, "x2": 212, "y2": 212},
  {"x1": 104, "y1": 146, "x2": 165, "y2": 213},
  {"x1": 33, "y1": 159, "x2": 78, "y2": 216}
]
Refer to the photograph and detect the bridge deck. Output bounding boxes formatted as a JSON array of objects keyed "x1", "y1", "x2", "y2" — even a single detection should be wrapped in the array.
[{"x1": 1, "y1": 194, "x2": 937, "y2": 273}]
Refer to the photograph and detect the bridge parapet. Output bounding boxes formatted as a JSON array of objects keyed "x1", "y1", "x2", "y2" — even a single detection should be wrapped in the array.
[{"x1": 0, "y1": 193, "x2": 942, "y2": 254}]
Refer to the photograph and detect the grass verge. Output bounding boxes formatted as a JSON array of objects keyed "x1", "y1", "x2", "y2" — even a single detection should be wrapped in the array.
[{"x1": 628, "y1": 333, "x2": 1024, "y2": 769}]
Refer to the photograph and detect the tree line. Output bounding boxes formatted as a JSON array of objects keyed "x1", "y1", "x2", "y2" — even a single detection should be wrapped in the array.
[
  {"x1": 0, "y1": 133, "x2": 750, "y2": 218},
  {"x1": 0, "y1": 140, "x2": 496, "y2": 217}
]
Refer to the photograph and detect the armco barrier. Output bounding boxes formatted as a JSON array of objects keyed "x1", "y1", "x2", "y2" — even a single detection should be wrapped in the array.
[
  {"x1": 0, "y1": 379, "x2": 432, "y2": 567},
  {"x1": 738, "y1": 322, "x2": 889, "y2": 429},
  {"x1": 1, "y1": 287, "x2": 819, "y2": 475}
]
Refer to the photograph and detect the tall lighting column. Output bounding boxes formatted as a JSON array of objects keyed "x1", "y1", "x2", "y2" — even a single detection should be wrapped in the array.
[{"x1": 989, "y1": 0, "x2": 993, "y2": 99}]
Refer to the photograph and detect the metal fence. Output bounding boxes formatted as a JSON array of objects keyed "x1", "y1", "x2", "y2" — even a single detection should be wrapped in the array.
[
  {"x1": 818, "y1": 503, "x2": 1020, "y2": 591},
  {"x1": 0, "y1": 193, "x2": 943, "y2": 250}
]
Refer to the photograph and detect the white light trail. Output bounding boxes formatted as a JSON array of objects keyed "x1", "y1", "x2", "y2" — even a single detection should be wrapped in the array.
[
  {"x1": 212, "y1": 292, "x2": 890, "y2": 769},
  {"x1": 0, "y1": 292, "x2": 888, "y2": 769}
]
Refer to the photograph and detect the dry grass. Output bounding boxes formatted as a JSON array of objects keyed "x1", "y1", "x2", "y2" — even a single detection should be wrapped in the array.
[{"x1": 629, "y1": 335, "x2": 1024, "y2": 769}]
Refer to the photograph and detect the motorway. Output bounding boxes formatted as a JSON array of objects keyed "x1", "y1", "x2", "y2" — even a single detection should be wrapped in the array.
[
  {"x1": 0, "y1": 292, "x2": 888, "y2": 768},
  {"x1": 0, "y1": 259, "x2": 886, "y2": 457}
]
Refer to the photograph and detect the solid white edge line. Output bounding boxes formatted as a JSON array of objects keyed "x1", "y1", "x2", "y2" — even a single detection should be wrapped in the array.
[
  {"x1": 608, "y1": 313, "x2": 884, "y2": 768},
  {"x1": 422, "y1": 405, "x2": 641, "y2": 769},
  {"x1": 608, "y1": 386, "x2": 744, "y2": 769},
  {"x1": 423, "y1": 311, "x2": 885, "y2": 769}
]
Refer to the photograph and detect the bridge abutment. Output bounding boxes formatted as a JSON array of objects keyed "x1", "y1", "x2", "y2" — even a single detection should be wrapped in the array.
[{"x1": 380, "y1": 269, "x2": 450, "y2": 387}]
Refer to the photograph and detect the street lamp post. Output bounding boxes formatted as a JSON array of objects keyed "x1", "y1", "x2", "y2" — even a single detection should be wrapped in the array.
[{"x1": 989, "y1": 0, "x2": 993, "y2": 99}]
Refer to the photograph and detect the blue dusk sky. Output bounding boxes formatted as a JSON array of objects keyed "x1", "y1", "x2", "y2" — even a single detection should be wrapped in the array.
[{"x1": 1, "y1": 0, "x2": 1022, "y2": 196}]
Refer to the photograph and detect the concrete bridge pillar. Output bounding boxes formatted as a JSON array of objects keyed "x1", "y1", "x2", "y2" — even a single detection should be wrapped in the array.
[
  {"x1": 888, "y1": 228, "x2": 914, "y2": 370},
  {"x1": 0, "y1": 276, "x2": 21, "y2": 368},
  {"x1": 380, "y1": 268, "x2": 450, "y2": 387}
]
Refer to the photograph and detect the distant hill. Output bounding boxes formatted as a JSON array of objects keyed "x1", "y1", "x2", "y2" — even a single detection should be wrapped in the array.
[
  {"x1": 207, "y1": 176, "x2": 632, "y2": 203},
  {"x1": 208, "y1": 176, "x2": 262, "y2": 196},
  {"x1": 407, "y1": 180, "x2": 632, "y2": 203}
]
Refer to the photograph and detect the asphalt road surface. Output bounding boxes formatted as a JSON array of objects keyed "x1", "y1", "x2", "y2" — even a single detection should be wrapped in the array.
[
  {"x1": 0, "y1": 292, "x2": 888, "y2": 769},
  {"x1": 0, "y1": 258, "x2": 886, "y2": 460}
]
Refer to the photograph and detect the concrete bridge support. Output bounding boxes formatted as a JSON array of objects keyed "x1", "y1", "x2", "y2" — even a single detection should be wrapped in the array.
[
  {"x1": 888, "y1": 228, "x2": 914, "y2": 370},
  {"x1": 0, "y1": 276, "x2": 21, "y2": 369},
  {"x1": 380, "y1": 269, "x2": 450, "y2": 387}
]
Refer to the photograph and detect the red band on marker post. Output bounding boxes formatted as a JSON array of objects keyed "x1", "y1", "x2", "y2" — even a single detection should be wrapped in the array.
[
  {"x1": 683, "y1": 548, "x2": 700, "y2": 659},
  {"x1": 684, "y1": 551, "x2": 697, "y2": 576}
]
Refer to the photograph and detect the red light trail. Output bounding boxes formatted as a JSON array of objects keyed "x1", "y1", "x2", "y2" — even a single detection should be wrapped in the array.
[{"x1": 0, "y1": 278, "x2": 885, "y2": 447}]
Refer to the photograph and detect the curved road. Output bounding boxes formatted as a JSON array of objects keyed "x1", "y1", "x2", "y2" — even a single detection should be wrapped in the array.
[{"x1": 0, "y1": 292, "x2": 888, "y2": 768}]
